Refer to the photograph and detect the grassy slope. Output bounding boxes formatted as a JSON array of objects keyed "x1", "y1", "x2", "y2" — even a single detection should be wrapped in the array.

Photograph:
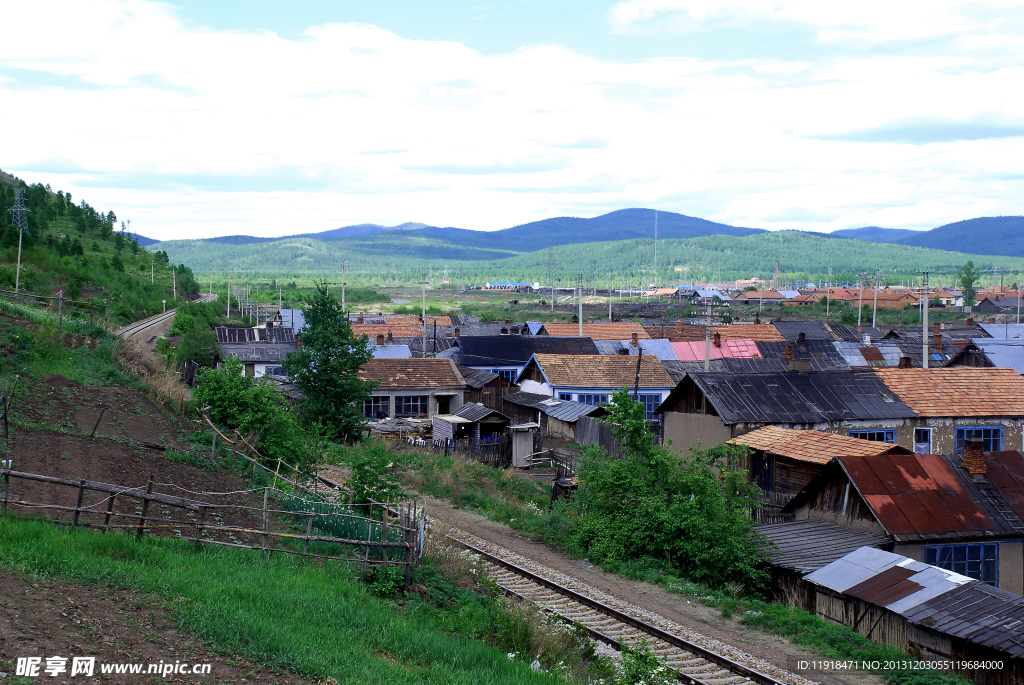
[
  {"x1": 0, "y1": 518, "x2": 555, "y2": 685},
  {"x1": 154, "y1": 228, "x2": 1024, "y2": 286}
]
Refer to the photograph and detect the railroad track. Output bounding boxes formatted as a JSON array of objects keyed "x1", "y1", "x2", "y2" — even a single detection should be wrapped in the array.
[
  {"x1": 447, "y1": 534, "x2": 809, "y2": 685},
  {"x1": 116, "y1": 293, "x2": 218, "y2": 339}
]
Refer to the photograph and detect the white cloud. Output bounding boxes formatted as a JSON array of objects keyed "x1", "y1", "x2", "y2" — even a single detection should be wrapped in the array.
[{"x1": 0, "y1": 0, "x2": 1023, "y2": 240}]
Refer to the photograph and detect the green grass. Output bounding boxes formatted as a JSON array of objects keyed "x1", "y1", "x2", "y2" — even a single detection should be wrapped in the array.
[
  {"x1": 401, "y1": 452, "x2": 972, "y2": 685},
  {"x1": 0, "y1": 516, "x2": 564, "y2": 685}
]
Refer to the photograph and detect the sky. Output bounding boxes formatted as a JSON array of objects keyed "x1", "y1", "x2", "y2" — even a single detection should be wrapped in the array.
[{"x1": 2, "y1": 0, "x2": 1024, "y2": 240}]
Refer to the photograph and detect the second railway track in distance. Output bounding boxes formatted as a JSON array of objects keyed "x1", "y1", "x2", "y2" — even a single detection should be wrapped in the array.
[
  {"x1": 449, "y1": 535, "x2": 811, "y2": 685},
  {"x1": 116, "y1": 293, "x2": 218, "y2": 339}
]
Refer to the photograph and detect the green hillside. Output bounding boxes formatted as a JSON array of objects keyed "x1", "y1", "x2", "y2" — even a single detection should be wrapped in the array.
[{"x1": 155, "y1": 229, "x2": 1022, "y2": 287}]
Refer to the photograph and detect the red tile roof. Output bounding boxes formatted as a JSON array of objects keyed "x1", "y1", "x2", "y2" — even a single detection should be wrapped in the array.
[
  {"x1": 358, "y1": 358, "x2": 465, "y2": 388},
  {"x1": 874, "y1": 367, "x2": 1024, "y2": 417}
]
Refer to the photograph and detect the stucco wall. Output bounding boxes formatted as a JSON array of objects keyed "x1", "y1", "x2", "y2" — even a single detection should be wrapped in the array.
[{"x1": 663, "y1": 412, "x2": 732, "y2": 455}]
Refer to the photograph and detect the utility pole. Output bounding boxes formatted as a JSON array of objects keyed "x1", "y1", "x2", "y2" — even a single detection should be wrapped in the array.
[
  {"x1": 209, "y1": 272, "x2": 213, "y2": 294},
  {"x1": 227, "y1": 276, "x2": 231, "y2": 317},
  {"x1": 608, "y1": 281, "x2": 612, "y2": 320},
  {"x1": 577, "y1": 273, "x2": 583, "y2": 336},
  {"x1": 279, "y1": 285, "x2": 282, "y2": 311},
  {"x1": 704, "y1": 297, "x2": 712, "y2": 372},
  {"x1": 872, "y1": 270, "x2": 881, "y2": 328},
  {"x1": 653, "y1": 209, "x2": 658, "y2": 295},
  {"x1": 421, "y1": 278, "x2": 427, "y2": 358},
  {"x1": 922, "y1": 271, "x2": 929, "y2": 369},
  {"x1": 634, "y1": 347, "x2": 643, "y2": 401},
  {"x1": 341, "y1": 259, "x2": 347, "y2": 313},
  {"x1": 9, "y1": 189, "x2": 27, "y2": 294},
  {"x1": 857, "y1": 272, "x2": 866, "y2": 327},
  {"x1": 172, "y1": 267, "x2": 177, "y2": 301},
  {"x1": 151, "y1": 261, "x2": 154, "y2": 284}
]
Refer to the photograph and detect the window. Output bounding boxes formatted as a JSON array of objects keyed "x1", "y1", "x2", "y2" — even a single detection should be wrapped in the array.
[
  {"x1": 264, "y1": 366, "x2": 289, "y2": 377},
  {"x1": 637, "y1": 394, "x2": 662, "y2": 421},
  {"x1": 363, "y1": 397, "x2": 389, "y2": 420},
  {"x1": 924, "y1": 543, "x2": 998, "y2": 586},
  {"x1": 956, "y1": 427, "x2": 1003, "y2": 454},
  {"x1": 395, "y1": 395, "x2": 429, "y2": 418},
  {"x1": 558, "y1": 393, "x2": 573, "y2": 401},
  {"x1": 848, "y1": 430, "x2": 896, "y2": 443},
  {"x1": 577, "y1": 394, "x2": 608, "y2": 406},
  {"x1": 914, "y1": 428, "x2": 932, "y2": 454},
  {"x1": 487, "y1": 369, "x2": 518, "y2": 382}
]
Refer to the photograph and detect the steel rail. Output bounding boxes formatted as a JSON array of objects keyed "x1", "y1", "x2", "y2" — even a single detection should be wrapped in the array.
[
  {"x1": 116, "y1": 293, "x2": 217, "y2": 338},
  {"x1": 453, "y1": 539, "x2": 788, "y2": 685}
]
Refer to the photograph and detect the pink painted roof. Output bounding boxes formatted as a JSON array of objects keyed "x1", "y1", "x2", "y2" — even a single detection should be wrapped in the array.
[{"x1": 671, "y1": 339, "x2": 760, "y2": 361}]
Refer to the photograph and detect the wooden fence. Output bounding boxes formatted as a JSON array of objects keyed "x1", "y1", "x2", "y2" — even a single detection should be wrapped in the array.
[
  {"x1": 753, "y1": 490, "x2": 795, "y2": 524},
  {"x1": 0, "y1": 467, "x2": 424, "y2": 584},
  {"x1": 434, "y1": 434, "x2": 513, "y2": 467},
  {"x1": 575, "y1": 415, "x2": 621, "y2": 457}
]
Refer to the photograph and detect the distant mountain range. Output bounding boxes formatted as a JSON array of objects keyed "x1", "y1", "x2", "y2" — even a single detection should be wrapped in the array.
[{"x1": 142, "y1": 210, "x2": 1024, "y2": 260}]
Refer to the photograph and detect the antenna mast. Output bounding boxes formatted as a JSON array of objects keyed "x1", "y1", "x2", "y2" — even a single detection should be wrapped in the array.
[
  {"x1": 653, "y1": 209, "x2": 658, "y2": 293},
  {"x1": 9, "y1": 190, "x2": 28, "y2": 293}
]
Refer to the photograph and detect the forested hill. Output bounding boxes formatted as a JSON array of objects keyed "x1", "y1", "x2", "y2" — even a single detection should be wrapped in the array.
[{"x1": 824, "y1": 217, "x2": 1024, "y2": 257}]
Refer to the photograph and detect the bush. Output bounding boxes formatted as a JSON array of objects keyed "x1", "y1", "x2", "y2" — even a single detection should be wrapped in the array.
[{"x1": 571, "y1": 387, "x2": 768, "y2": 591}]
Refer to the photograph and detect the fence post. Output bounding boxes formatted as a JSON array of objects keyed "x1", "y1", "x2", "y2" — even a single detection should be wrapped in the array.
[
  {"x1": 104, "y1": 306, "x2": 109, "y2": 331},
  {"x1": 382, "y1": 499, "x2": 389, "y2": 566},
  {"x1": 90, "y1": 304, "x2": 94, "y2": 332},
  {"x1": 72, "y1": 479, "x2": 85, "y2": 526},
  {"x1": 361, "y1": 520, "x2": 373, "y2": 580},
  {"x1": 303, "y1": 512, "x2": 314, "y2": 557},
  {"x1": 211, "y1": 431, "x2": 217, "y2": 461},
  {"x1": 2, "y1": 380, "x2": 8, "y2": 439},
  {"x1": 137, "y1": 475, "x2": 154, "y2": 536},
  {"x1": 272, "y1": 458, "x2": 281, "y2": 490},
  {"x1": 58, "y1": 290, "x2": 64, "y2": 329},
  {"x1": 90, "y1": 406, "x2": 106, "y2": 438},
  {"x1": 261, "y1": 487, "x2": 269, "y2": 556},
  {"x1": 195, "y1": 506, "x2": 207, "y2": 549},
  {"x1": 103, "y1": 493, "x2": 115, "y2": 531},
  {"x1": 2, "y1": 469, "x2": 9, "y2": 516}
]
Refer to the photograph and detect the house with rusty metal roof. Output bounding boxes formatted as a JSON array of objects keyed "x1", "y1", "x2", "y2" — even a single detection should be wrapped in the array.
[
  {"x1": 755, "y1": 337, "x2": 850, "y2": 371},
  {"x1": 728, "y1": 426, "x2": 910, "y2": 499},
  {"x1": 656, "y1": 369, "x2": 916, "y2": 456},
  {"x1": 516, "y1": 354, "x2": 675, "y2": 421},
  {"x1": 783, "y1": 448, "x2": 1024, "y2": 595},
  {"x1": 873, "y1": 367, "x2": 1024, "y2": 455},
  {"x1": 357, "y1": 358, "x2": 466, "y2": 420},
  {"x1": 802, "y1": 546, "x2": 1024, "y2": 683},
  {"x1": 537, "y1": 322, "x2": 650, "y2": 340}
]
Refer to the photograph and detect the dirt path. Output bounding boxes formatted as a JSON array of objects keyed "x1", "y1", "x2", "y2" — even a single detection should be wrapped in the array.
[
  {"x1": 416, "y1": 494, "x2": 882, "y2": 685},
  {"x1": 0, "y1": 573, "x2": 310, "y2": 684}
]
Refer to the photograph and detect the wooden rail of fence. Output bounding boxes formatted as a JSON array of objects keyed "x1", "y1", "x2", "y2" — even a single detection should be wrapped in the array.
[{"x1": 0, "y1": 467, "x2": 423, "y2": 583}]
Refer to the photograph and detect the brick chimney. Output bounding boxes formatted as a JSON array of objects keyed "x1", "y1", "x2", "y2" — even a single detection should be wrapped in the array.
[
  {"x1": 967, "y1": 317, "x2": 975, "y2": 327},
  {"x1": 784, "y1": 345, "x2": 794, "y2": 362},
  {"x1": 631, "y1": 332, "x2": 639, "y2": 347},
  {"x1": 454, "y1": 327, "x2": 461, "y2": 337},
  {"x1": 714, "y1": 332, "x2": 722, "y2": 348},
  {"x1": 990, "y1": 317, "x2": 997, "y2": 324},
  {"x1": 572, "y1": 315, "x2": 579, "y2": 324},
  {"x1": 675, "y1": 320, "x2": 683, "y2": 332},
  {"x1": 511, "y1": 326, "x2": 520, "y2": 334},
  {"x1": 856, "y1": 325, "x2": 862, "y2": 335},
  {"x1": 898, "y1": 356, "x2": 912, "y2": 368},
  {"x1": 933, "y1": 323, "x2": 942, "y2": 349},
  {"x1": 357, "y1": 315, "x2": 364, "y2": 324},
  {"x1": 386, "y1": 330, "x2": 393, "y2": 342},
  {"x1": 798, "y1": 331, "x2": 806, "y2": 349},
  {"x1": 587, "y1": 317, "x2": 594, "y2": 324},
  {"x1": 505, "y1": 318, "x2": 513, "y2": 324},
  {"x1": 963, "y1": 438, "x2": 987, "y2": 483},
  {"x1": 445, "y1": 331, "x2": 452, "y2": 338},
  {"x1": 376, "y1": 334, "x2": 385, "y2": 345}
]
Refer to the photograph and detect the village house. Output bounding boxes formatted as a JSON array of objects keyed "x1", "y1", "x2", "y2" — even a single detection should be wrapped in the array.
[
  {"x1": 457, "y1": 365, "x2": 515, "y2": 409},
  {"x1": 215, "y1": 324, "x2": 297, "y2": 378},
  {"x1": 357, "y1": 358, "x2": 466, "y2": 419},
  {"x1": 516, "y1": 353, "x2": 675, "y2": 419},
  {"x1": 438, "y1": 335, "x2": 598, "y2": 381},
  {"x1": 537, "y1": 321, "x2": 650, "y2": 340},
  {"x1": 976, "y1": 294, "x2": 1024, "y2": 314},
  {"x1": 782, "y1": 445, "x2": 1024, "y2": 595},
  {"x1": 656, "y1": 368, "x2": 916, "y2": 455},
  {"x1": 501, "y1": 391, "x2": 609, "y2": 442},
  {"x1": 732, "y1": 290, "x2": 786, "y2": 305}
]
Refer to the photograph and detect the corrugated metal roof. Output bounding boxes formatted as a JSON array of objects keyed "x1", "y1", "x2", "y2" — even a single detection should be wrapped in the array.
[
  {"x1": 773, "y1": 321, "x2": 835, "y2": 341},
  {"x1": 454, "y1": 402, "x2": 509, "y2": 422},
  {"x1": 216, "y1": 327, "x2": 296, "y2": 343},
  {"x1": 902, "y1": 582, "x2": 1024, "y2": 657},
  {"x1": 755, "y1": 520, "x2": 891, "y2": 573},
  {"x1": 806, "y1": 547, "x2": 974, "y2": 615},
  {"x1": 594, "y1": 338, "x2": 679, "y2": 360},
  {"x1": 828, "y1": 324, "x2": 885, "y2": 342},
  {"x1": 501, "y1": 391, "x2": 605, "y2": 422},
  {"x1": 369, "y1": 345, "x2": 413, "y2": 358},
  {"x1": 756, "y1": 340, "x2": 850, "y2": 370},
  {"x1": 979, "y1": 323, "x2": 1024, "y2": 339},
  {"x1": 970, "y1": 339, "x2": 1024, "y2": 373},
  {"x1": 838, "y1": 453, "x2": 997, "y2": 539},
  {"x1": 689, "y1": 370, "x2": 915, "y2": 424},
  {"x1": 220, "y1": 342, "x2": 297, "y2": 363},
  {"x1": 456, "y1": 365, "x2": 499, "y2": 389},
  {"x1": 983, "y1": 451, "x2": 1024, "y2": 522},
  {"x1": 672, "y1": 339, "x2": 760, "y2": 361},
  {"x1": 448, "y1": 336, "x2": 598, "y2": 366}
]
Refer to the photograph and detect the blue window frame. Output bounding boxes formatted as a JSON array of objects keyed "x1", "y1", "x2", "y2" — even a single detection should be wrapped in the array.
[
  {"x1": 914, "y1": 428, "x2": 932, "y2": 454},
  {"x1": 488, "y1": 369, "x2": 517, "y2": 382},
  {"x1": 578, "y1": 394, "x2": 608, "y2": 406},
  {"x1": 848, "y1": 430, "x2": 896, "y2": 443},
  {"x1": 924, "y1": 543, "x2": 998, "y2": 585},
  {"x1": 558, "y1": 393, "x2": 573, "y2": 401},
  {"x1": 637, "y1": 394, "x2": 662, "y2": 421},
  {"x1": 955, "y1": 427, "x2": 1003, "y2": 454}
]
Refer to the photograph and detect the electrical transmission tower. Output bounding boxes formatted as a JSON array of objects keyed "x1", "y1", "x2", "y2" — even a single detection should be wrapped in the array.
[{"x1": 9, "y1": 189, "x2": 28, "y2": 293}]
